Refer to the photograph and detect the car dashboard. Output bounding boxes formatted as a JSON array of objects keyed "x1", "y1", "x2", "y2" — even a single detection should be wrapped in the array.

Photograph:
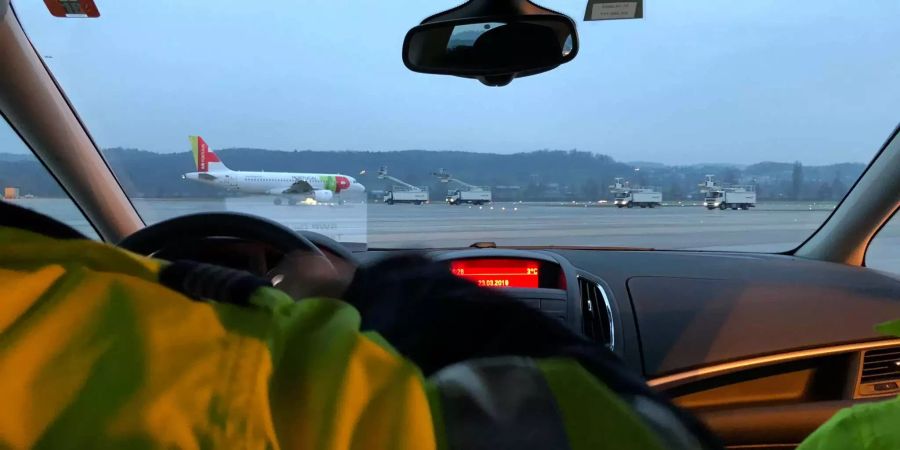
[
  {"x1": 158, "y1": 236, "x2": 900, "y2": 449},
  {"x1": 364, "y1": 246, "x2": 900, "y2": 449}
]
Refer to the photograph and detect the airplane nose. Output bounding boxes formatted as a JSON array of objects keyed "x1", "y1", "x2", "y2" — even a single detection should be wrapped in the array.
[{"x1": 352, "y1": 182, "x2": 365, "y2": 192}]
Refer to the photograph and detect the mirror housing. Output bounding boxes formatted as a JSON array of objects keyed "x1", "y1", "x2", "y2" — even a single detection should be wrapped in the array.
[{"x1": 403, "y1": 0, "x2": 579, "y2": 86}]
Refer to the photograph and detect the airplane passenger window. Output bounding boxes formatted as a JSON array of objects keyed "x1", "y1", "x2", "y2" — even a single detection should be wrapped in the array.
[
  {"x1": 0, "y1": 119, "x2": 99, "y2": 239},
  {"x1": 867, "y1": 212, "x2": 900, "y2": 275}
]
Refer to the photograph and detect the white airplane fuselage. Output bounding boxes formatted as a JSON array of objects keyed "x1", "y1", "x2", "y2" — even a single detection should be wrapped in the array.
[{"x1": 183, "y1": 170, "x2": 365, "y2": 196}]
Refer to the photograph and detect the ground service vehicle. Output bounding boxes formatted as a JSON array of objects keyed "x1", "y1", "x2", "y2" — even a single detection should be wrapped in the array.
[
  {"x1": 610, "y1": 178, "x2": 663, "y2": 208},
  {"x1": 384, "y1": 189, "x2": 427, "y2": 205},
  {"x1": 377, "y1": 166, "x2": 427, "y2": 205},
  {"x1": 446, "y1": 188, "x2": 492, "y2": 205},
  {"x1": 434, "y1": 169, "x2": 492, "y2": 205},
  {"x1": 701, "y1": 175, "x2": 757, "y2": 210}
]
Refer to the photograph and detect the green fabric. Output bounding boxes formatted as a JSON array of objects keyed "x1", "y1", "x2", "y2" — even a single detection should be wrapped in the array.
[
  {"x1": 0, "y1": 227, "x2": 437, "y2": 449},
  {"x1": 424, "y1": 382, "x2": 449, "y2": 450},
  {"x1": 875, "y1": 319, "x2": 900, "y2": 338},
  {"x1": 538, "y1": 358, "x2": 666, "y2": 450},
  {"x1": 0, "y1": 227, "x2": 161, "y2": 280},
  {"x1": 797, "y1": 319, "x2": 900, "y2": 449},
  {"x1": 798, "y1": 396, "x2": 900, "y2": 450}
]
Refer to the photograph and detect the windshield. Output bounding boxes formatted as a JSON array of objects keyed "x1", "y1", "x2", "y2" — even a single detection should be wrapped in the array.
[{"x1": 11, "y1": 1, "x2": 900, "y2": 251}]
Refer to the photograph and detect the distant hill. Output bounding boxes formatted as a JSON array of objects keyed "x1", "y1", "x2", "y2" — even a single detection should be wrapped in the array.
[
  {"x1": 0, "y1": 149, "x2": 866, "y2": 202},
  {"x1": 0, "y1": 159, "x2": 66, "y2": 196},
  {"x1": 0, "y1": 153, "x2": 34, "y2": 162}
]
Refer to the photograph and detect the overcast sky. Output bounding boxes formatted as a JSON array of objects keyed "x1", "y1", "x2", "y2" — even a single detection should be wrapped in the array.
[{"x1": 3, "y1": 0, "x2": 898, "y2": 165}]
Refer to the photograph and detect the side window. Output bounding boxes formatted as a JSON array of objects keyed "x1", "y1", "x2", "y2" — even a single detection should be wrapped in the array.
[
  {"x1": 0, "y1": 120, "x2": 99, "y2": 239},
  {"x1": 867, "y1": 212, "x2": 900, "y2": 275}
]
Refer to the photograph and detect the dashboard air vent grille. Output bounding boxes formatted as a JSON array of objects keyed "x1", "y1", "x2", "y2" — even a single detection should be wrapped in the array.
[
  {"x1": 861, "y1": 347, "x2": 900, "y2": 384},
  {"x1": 578, "y1": 277, "x2": 614, "y2": 349}
]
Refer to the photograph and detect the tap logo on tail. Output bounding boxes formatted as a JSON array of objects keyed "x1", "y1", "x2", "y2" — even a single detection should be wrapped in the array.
[{"x1": 190, "y1": 135, "x2": 228, "y2": 173}]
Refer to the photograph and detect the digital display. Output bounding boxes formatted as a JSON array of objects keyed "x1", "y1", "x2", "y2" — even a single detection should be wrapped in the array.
[{"x1": 450, "y1": 258, "x2": 540, "y2": 288}]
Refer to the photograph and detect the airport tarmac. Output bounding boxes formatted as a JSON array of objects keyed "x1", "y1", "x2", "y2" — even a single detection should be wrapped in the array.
[{"x1": 10, "y1": 197, "x2": 900, "y2": 272}]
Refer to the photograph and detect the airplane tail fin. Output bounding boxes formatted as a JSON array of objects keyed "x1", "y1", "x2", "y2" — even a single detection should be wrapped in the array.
[{"x1": 189, "y1": 135, "x2": 231, "y2": 173}]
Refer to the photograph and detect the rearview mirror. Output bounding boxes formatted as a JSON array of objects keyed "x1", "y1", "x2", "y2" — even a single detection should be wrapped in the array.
[{"x1": 403, "y1": 1, "x2": 579, "y2": 86}]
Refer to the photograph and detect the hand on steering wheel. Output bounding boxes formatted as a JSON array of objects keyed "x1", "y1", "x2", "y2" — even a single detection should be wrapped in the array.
[
  {"x1": 118, "y1": 212, "x2": 347, "y2": 299},
  {"x1": 267, "y1": 251, "x2": 353, "y2": 300}
]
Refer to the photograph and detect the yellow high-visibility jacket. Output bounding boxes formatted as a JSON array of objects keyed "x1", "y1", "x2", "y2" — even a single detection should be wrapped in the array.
[{"x1": 0, "y1": 227, "x2": 683, "y2": 449}]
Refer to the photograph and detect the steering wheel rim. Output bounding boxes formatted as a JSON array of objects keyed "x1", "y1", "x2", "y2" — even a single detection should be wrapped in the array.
[{"x1": 118, "y1": 212, "x2": 324, "y2": 257}]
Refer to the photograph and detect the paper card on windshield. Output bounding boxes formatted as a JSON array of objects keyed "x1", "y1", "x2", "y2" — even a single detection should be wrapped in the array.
[
  {"x1": 584, "y1": 0, "x2": 642, "y2": 21},
  {"x1": 43, "y1": 0, "x2": 100, "y2": 18}
]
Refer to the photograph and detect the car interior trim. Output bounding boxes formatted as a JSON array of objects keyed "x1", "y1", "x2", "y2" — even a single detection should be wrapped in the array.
[
  {"x1": 0, "y1": 6, "x2": 142, "y2": 241},
  {"x1": 576, "y1": 275, "x2": 615, "y2": 350},
  {"x1": 794, "y1": 124, "x2": 900, "y2": 265},
  {"x1": 648, "y1": 338, "x2": 900, "y2": 389}
]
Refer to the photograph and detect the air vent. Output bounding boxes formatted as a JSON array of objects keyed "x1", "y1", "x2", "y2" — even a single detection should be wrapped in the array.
[
  {"x1": 861, "y1": 347, "x2": 900, "y2": 384},
  {"x1": 578, "y1": 277, "x2": 614, "y2": 349}
]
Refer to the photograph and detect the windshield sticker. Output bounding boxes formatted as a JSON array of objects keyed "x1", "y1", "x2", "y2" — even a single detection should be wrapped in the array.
[
  {"x1": 43, "y1": 0, "x2": 100, "y2": 18},
  {"x1": 584, "y1": 0, "x2": 642, "y2": 21}
]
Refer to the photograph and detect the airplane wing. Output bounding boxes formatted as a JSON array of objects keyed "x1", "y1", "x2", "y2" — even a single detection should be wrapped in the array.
[{"x1": 282, "y1": 180, "x2": 314, "y2": 194}]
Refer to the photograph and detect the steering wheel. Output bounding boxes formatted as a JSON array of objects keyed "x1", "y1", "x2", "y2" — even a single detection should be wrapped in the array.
[{"x1": 118, "y1": 212, "x2": 324, "y2": 257}]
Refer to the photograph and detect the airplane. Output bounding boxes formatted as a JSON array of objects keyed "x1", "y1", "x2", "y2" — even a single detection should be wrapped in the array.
[{"x1": 182, "y1": 136, "x2": 365, "y2": 205}]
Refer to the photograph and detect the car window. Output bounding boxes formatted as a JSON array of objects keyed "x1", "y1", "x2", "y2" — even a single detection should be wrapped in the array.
[
  {"x1": 866, "y1": 212, "x2": 900, "y2": 275},
  {"x1": 12, "y1": 1, "x2": 900, "y2": 250},
  {"x1": 0, "y1": 119, "x2": 99, "y2": 239}
]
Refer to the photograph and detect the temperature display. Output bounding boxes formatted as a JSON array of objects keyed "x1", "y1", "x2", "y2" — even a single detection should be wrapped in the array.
[{"x1": 450, "y1": 258, "x2": 540, "y2": 288}]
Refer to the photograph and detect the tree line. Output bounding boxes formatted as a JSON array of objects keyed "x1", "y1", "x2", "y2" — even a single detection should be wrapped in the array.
[{"x1": 0, "y1": 148, "x2": 864, "y2": 202}]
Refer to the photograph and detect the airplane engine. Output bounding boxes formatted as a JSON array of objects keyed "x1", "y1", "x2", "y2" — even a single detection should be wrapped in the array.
[{"x1": 313, "y1": 189, "x2": 334, "y2": 202}]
